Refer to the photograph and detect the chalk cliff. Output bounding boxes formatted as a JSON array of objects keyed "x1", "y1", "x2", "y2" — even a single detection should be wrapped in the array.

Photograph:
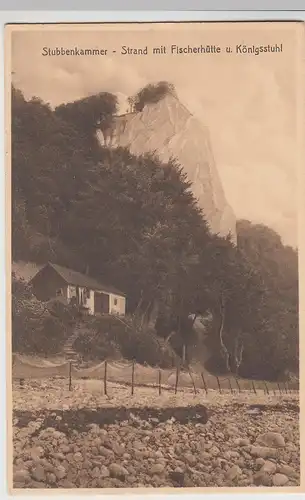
[{"x1": 97, "y1": 93, "x2": 236, "y2": 241}]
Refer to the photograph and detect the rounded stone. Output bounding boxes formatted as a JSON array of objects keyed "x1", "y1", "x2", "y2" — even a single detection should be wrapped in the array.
[
  {"x1": 46, "y1": 472, "x2": 57, "y2": 484},
  {"x1": 253, "y1": 472, "x2": 273, "y2": 486},
  {"x1": 109, "y1": 463, "x2": 129, "y2": 479},
  {"x1": 54, "y1": 465, "x2": 67, "y2": 480},
  {"x1": 225, "y1": 465, "x2": 242, "y2": 481},
  {"x1": 261, "y1": 460, "x2": 277, "y2": 474},
  {"x1": 256, "y1": 432, "x2": 285, "y2": 449},
  {"x1": 272, "y1": 473, "x2": 289, "y2": 486},
  {"x1": 250, "y1": 446, "x2": 277, "y2": 459},
  {"x1": 255, "y1": 458, "x2": 265, "y2": 467},
  {"x1": 73, "y1": 452, "x2": 83, "y2": 462},
  {"x1": 150, "y1": 463, "x2": 165, "y2": 475},
  {"x1": 13, "y1": 469, "x2": 31, "y2": 484},
  {"x1": 31, "y1": 464, "x2": 46, "y2": 482},
  {"x1": 277, "y1": 465, "x2": 296, "y2": 477},
  {"x1": 100, "y1": 465, "x2": 110, "y2": 478},
  {"x1": 184, "y1": 453, "x2": 196, "y2": 465}
]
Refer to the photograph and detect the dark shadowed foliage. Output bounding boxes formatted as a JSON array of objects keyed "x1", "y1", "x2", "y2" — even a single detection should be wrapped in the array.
[
  {"x1": 11, "y1": 87, "x2": 299, "y2": 380},
  {"x1": 12, "y1": 272, "x2": 78, "y2": 354},
  {"x1": 73, "y1": 315, "x2": 178, "y2": 368}
]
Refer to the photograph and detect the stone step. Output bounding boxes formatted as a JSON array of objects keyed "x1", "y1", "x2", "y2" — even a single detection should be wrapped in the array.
[
  {"x1": 65, "y1": 334, "x2": 79, "y2": 341},
  {"x1": 64, "y1": 340, "x2": 78, "y2": 348},
  {"x1": 62, "y1": 325, "x2": 84, "y2": 358}
]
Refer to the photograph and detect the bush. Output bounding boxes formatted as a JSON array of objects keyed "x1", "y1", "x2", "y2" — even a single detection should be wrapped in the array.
[
  {"x1": 12, "y1": 272, "x2": 76, "y2": 355},
  {"x1": 73, "y1": 315, "x2": 178, "y2": 368},
  {"x1": 128, "y1": 82, "x2": 176, "y2": 112},
  {"x1": 73, "y1": 327, "x2": 121, "y2": 362}
]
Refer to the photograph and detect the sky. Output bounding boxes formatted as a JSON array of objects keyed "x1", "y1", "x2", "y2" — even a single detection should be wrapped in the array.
[{"x1": 10, "y1": 22, "x2": 301, "y2": 247}]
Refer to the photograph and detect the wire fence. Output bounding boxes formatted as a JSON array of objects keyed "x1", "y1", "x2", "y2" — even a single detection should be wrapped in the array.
[{"x1": 12, "y1": 354, "x2": 299, "y2": 396}]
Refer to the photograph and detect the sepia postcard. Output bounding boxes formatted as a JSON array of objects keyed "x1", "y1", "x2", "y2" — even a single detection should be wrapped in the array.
[{"x1": 5, "y1": 21, "x2": 305, "y2": 494}]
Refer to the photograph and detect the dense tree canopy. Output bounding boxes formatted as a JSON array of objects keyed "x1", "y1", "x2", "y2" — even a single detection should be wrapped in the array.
[
  {"x1": 11, "y1": 86, "x2": 299, "y2": 380},
  {"x1": 55, "y1": 92, "x2": 118, "y2": 138},
  {"x1": 236, "y1": 220, "x2": 299, "y2": 379}
]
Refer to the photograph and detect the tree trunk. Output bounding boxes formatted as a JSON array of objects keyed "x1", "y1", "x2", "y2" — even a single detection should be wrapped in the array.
[
  {"x1": 147, "y1": 299, "x2": 159, "y2": 326},
  {"x1": 182, "y1": 344, "x2": 186, "y2": 365},
  {"x1": 140, "y1": 300, "x2": 152, "y2": 328},
  {"x1": 191, "y1": 313, "x2": 198, "y2": 328},
  {"x1": 165, "y1": 330, "x2": 175, "y2": 344},
  {"x1": 133, "y1": 294, "x2": 144, "y2": 319},
  {"x1": 233, "y1": 336, "x2": 244, "y2": 375},
  {"x1": 218, "y1": 294, "x2": 231, "y2": 372}
]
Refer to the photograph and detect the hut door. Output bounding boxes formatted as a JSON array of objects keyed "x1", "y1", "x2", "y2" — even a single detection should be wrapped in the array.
[{"x1": 94, "y1": 292, "x2": 110, "y2": 314}]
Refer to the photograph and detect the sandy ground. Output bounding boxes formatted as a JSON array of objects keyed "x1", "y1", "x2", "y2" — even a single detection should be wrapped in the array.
[{"x1": 12, "y1": 377, "x2": 299, "y2": 410}]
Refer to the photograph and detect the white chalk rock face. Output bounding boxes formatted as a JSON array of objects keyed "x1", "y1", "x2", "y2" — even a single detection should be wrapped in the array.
[{"x1": 98, "y1": 93, "x2": 236, "y2": 242}]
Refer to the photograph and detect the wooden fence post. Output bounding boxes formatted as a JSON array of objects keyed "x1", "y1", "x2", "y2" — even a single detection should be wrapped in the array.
[
  {"x1": 188, "y1": 367, "x2": 197, "y2": 395},
  {"x1": 68, "y1": 361, "x2": 72, "y2": 391},
  {"x1": 228, "y1": 378, "x2": 233, "y2": 394},
  {"x1": 201, "y1": 373, "x2": 208, "y2": 395},
  {"x1": 216, "y1": 376, "x2": 222, "y2": 394},
  {"x1": 277, "y1": 382, "x2": 282, "y2": 394},
  {"x1": 104, "y1": 360, "x2": 108, "y2": 396},
  {"x1": 158, "y1": 368, "x2": 162, "y2": 396},
  {"x1": 174, "y1": 365, "x2": 180, "y2": 394},
  {"x1": 263, "y1": 381, "x2": 269, "y2": 395},
  {"x1": 131, "y1": 361, "x2": 135, "y2": 395},
  {"x1": 251, "y1": 381, "x2": 257, "y2": 395},
  {"x1": 235, "y1": 377, "x2": 241, "y2": 393}
]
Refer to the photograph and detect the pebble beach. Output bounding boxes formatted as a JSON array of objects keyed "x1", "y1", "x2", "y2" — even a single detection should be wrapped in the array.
[{"x1": 12, "y1": 379, "x2": 300, "y2": 489}]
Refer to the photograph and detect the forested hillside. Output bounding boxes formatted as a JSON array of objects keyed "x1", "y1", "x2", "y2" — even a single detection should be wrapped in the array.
[{"x1": 11, "y1": 85, "x2": 299, "y2": 380}]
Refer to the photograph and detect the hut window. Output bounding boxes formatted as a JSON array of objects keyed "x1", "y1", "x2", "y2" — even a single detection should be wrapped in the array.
[
  {"x1": 56, "y1": 288, "x2": 63, "y2": 296},
  {"x1": 114, "y1": 298, "x2": 118, "y2": 306}
]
